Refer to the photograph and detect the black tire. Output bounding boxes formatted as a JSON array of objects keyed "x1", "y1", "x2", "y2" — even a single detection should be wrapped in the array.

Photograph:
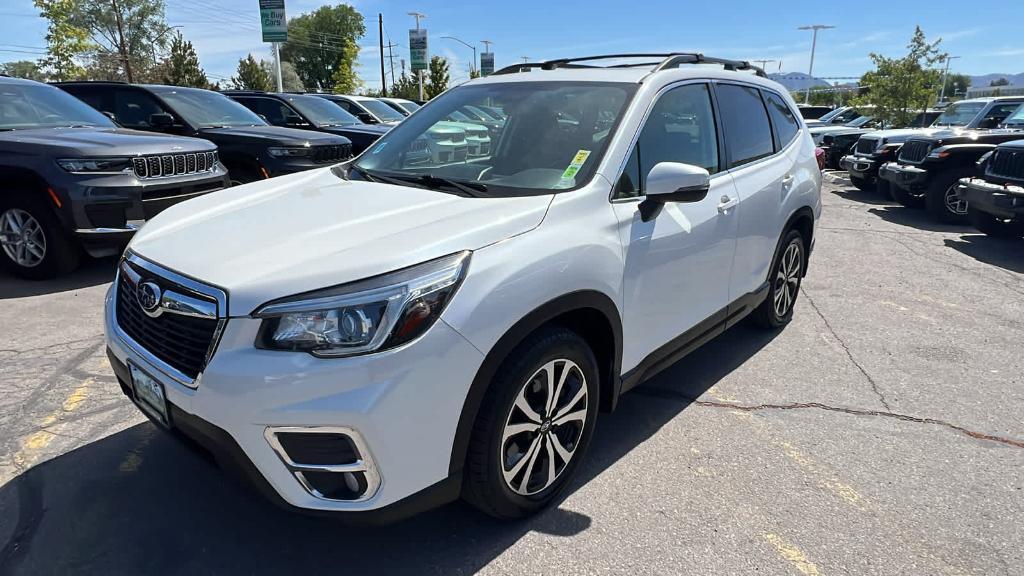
[
  {"x1": 889, "y1": 182, "x2": 926, "y2": 208},
  {"x1": 924, "y1": 169, "x2": 971, "y2": 224},
  {"x1": 0, "y1": 192, "x2": 80, "y2": 280},
  {"x1": 751, "y1": 229, "x2": 805, "y2": 329},
  {"x1": 463, "y1": 326, "x2": 599, "y2": 519},
  {"x1": 849, "y1": 174, "x2": 871, "y2": 191},
  {"x1": 968, "y1": 207, "x2": 1024, "y2": 238},
  {"x1": 876, "y1": 178, "x2": 893, "y2": 200}
]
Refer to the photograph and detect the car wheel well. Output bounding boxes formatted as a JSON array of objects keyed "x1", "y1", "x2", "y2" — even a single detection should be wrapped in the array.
[
  {"x1": 0, "y1": 167, "x2": 49, "y2": 201},
  {"x1": 783, "y1": 207, "x2": 814, "y2": 277},
  {"x1": 448, "y1": 291, "x2": 622, "y2": 478}
]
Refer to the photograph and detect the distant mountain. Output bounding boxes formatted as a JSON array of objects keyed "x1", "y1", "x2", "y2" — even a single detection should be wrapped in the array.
[
  {"x1": 969, "y1": 73, "x2": 1024, "y2": 88},
  {"x1": 768, "y1": 72, "x2": 831, "y2": 92}
]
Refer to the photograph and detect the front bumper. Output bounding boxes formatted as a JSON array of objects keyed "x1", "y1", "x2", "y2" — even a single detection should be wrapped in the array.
[
  {"x1": 879, "y1": 161, "x2": 930, "y2": 189},
  {"x1": 957, "y1": 178, "x2": 1024, "y2": 219},
  {"x1": 840, "y1": 154, "x2": 883, "y2": 179},
  {"x1": 104, "y1": 281, "x2": 485, "y2": 516}
]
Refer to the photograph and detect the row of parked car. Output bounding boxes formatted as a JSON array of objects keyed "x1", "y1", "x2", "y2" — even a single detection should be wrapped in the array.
[
  {"x1": 0, "y1": 75, "x2": 504, "y2": 278},
  {"x1": 806, "y1": 97, "x2": 1024, "y2": 237}
]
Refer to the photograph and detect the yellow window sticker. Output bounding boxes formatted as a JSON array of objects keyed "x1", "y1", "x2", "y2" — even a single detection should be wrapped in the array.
[{"x1": 556, "y1": 150, "x2": 592, "y2": 188}]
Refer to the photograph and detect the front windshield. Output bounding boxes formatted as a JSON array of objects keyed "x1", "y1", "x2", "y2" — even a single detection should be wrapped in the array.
[
  {"x1": 353, "y1": 81, "x2": 637, "y2": 196},
  {"x1": 846, "y1": 116, "x2": 874, "y2": 127},
  {"x1": 934, "y1": 102, "x2": 984, "y2": 127},
  {"x1": 359, "y1": 99, "x2": 406, "y2": 122},
  {"x1": 285, "y1": 95, "x2": 360, "y2": 126},
  {"x1": 155, "y1": 88, "x2": 266, "y2": 128},
  {"x1": 817, "y1": 107, "x2": 844, "y2": 122},
  {"x1": 399, "y1": 101, "x2": 420, "y2": 113},
  {"x1": 1004, "y1": 105, "x2": 1024, "y2": 127},
  {"x1": 0, "y1": 83, "x2": 115, "y2": 131}
]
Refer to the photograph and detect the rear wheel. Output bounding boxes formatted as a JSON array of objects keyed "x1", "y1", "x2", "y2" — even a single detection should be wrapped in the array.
[
  {"x1": 0, "y1": 193, "x2": 79, "y2": 279},
  {"x1": 925, "y1": 169, "x2": 971, "y2": 223},
  {"x1": 968, "y1": 208, "x2": 1024, "y2": 238},
  {"x1": 751, "y1": 229, "x2": 804, "y2": 329},
  {"x1": 463, "y1": 327, "x2": 599, "y2": 519}
]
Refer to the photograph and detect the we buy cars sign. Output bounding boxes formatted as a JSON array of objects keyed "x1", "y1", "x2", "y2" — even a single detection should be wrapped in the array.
[{"x1": 259, "y1": 0, "x2": 287, "y2": 43}]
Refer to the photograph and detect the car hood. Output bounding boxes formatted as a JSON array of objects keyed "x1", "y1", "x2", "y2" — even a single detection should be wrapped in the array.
[
  {"x1": 911, "y1": 128, "x2": 1024, "y2": 146},
  {"x1": 129, "y1": 167, "x2": 553, "y2": 315},
  {"x1": 0, "y1": 126, "x2": 215, "y2": 156},
  {"x1": 862, "y1": 128, "x2": 943, "y2": 143},
  {"x1": 323, "y1": 124, "x2": 390, "y2": 136},
  {"x1": 197, "y1": 125, "x2": 349, "y2": 147}
]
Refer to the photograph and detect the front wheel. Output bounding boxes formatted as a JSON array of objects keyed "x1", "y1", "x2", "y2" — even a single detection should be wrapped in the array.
[
  {"x1": 751, "y1": 229, "x2": 804, "y2": 329},
  {"x1": 890, "y1": 183, "x2": 926, "y2": 208},
  {"x1": 849, "y1": 174, "x2": 871, "y2": 191},
  {"x1": 0, "y1": 193, "x2": 80, "y2": 279},
  {"x1": 463, "y1": 327, "x2": 599, "y2": 519},
  {"x1": 925, "y1": 169, "x2": 971, "y2": 224},
  {"x1": 968, "y1": 208, "x2": 1024, "y2": 238}
]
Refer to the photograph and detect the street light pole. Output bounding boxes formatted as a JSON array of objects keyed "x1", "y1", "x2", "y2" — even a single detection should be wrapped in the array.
[
  {"x1": 408, "y1": 11, "x2": 426, "y2": 100},
  {"x1": 754, "y1": 59, "x2": 777, "y2": 72},
  {"x1": 798, "y1": 24, "x2": 835, "y2": 105},
  {"x1": 441, "y1": 36, "x2": 477, "y2": 76},
  {"x1": 938, "y1": 55, "x2": 960, "y2": 103}
]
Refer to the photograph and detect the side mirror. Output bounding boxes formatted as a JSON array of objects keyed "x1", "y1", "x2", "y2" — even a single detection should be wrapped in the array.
[
  {"x1": 358, "y1": 113, "x2": 378, "y2": 124},
  {"x1": 149, "y1": 112, "x2": 174, "y2": 128},
  {"x1": 102, "y1": 110, "x2": 118, "y2": 122},
  {"x1": 638, "y1": 162, "x2": 711, "y2": 222}
]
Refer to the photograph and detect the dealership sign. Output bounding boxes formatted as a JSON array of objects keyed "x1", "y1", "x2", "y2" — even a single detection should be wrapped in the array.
[
  {"x1": 409, "y1": 28, "x2": 428, "y2": 71},
  {"x1": 259, "y1": 0, "x2": 287, "y2": 42},
  {"x1": 480, "y1": 52, "x2": 495, "y2": 76}
]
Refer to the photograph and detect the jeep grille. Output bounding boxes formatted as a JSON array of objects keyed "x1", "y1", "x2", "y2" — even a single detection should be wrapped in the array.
[
  {"x1": 898, "y1": 140, "x2": 932, "y2": 164},
  {"x1": 987, "y1": 148, "x2": 1024, "y2": 181},
  {"x1": 132, "y1": 152, "x2": 218, "y2": 179}
]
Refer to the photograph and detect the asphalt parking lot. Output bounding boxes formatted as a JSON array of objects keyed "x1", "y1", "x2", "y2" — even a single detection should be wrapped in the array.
[{"x1": 1, "y1": 176, "x2": 1022, "y2": 575}]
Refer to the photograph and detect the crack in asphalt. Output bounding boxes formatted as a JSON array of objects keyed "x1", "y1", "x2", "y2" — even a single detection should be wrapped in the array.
[
  {"x1": 631, "y1": 387, "x2": 1024, "y2": 449},
  {"x1": 0, "y1": 335, "x2": 104, "y2": 357},
  {"x1": 800, "y1": 287, "x2": 892, "y2": 411}
]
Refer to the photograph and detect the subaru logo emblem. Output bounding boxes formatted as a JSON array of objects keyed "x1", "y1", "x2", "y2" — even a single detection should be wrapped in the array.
[{"x1": 137, "y1": 281, "x2": 163, "y2": 317}]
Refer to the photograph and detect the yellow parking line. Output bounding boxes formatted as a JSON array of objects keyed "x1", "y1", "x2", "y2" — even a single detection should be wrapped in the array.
[
  {"x1": 777, "y1": 441, "x2": 868, "y2": 511},
  {"x1": 12, "y1": 378, "x2": 93, "y2": 470},
  {"x1": 763, "y1": 532, "x2": 822, "y2": 576}
]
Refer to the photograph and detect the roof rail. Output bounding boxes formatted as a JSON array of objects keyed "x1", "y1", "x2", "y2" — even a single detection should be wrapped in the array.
[{"x1": 492, "y1": 53, "x2": 767, "y2": 78}]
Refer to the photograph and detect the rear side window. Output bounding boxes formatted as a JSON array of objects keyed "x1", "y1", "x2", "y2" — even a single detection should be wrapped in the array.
[
  {"x1": 764, "y1": 91, "x2": 800, "y2": 148},
  {"x1": 715, "y1": 84, "x2": 774, "y2": 168},
  {"x1": 113, "y1": 89, "x2": 167, "y2": 129}
]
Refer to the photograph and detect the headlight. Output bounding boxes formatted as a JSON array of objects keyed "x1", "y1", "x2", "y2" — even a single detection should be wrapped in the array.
[
  {"x1": 57, "y1": 157, "x2": 133, "y2": 173},
  {"x1": 254, "y1": 251, "x2": 470, "y2": 357},
  {"x1": 927, "y1": 147, "x2": 950, "y2": 159},
  {"x1": 267, "y1": 146, "x2": 313, "y2": 157}
]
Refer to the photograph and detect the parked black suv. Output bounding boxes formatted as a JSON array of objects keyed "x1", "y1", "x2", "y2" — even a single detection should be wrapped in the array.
[
  {"x1": 879, "y1": 100, "x2": 1024, "y2": 222},
  {"x1": 957, "y1": 138, "x2": 1024, "y2": 237},
  {"x1": 845, "y1": 99, "x2": 1023, "y2": 197},
  {"x1": 223, "y1": 91, "x2": 389, "y2": 155},
  {"x1": 55, "y1": 82, "x2": 352, "y2": 184},
  {"x1": 0, "y1": 77, "x2": 227, "y2": 279}
]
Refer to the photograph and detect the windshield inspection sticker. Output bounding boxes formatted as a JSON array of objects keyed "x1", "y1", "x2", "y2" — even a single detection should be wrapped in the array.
[{"x1": 556, "y1": 150, "x2": 592, "y2": 188}]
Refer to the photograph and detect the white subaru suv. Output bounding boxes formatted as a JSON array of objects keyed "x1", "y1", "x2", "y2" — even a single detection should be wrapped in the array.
[{"x1": 104, "y1": 54, "x2": 821, "y2": 521}]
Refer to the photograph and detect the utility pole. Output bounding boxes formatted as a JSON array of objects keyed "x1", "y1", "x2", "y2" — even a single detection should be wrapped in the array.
[
  {"x1": 798, "y1": 24, "x2": 835, "y2": 105},
  {"x1": 378, "y1": 14, "x2": 386, "y2": 95},
  {"x1": 273, "y1": 43, "x2": 283, "y2": 91},
  {"x1": 385, "y1": 42, "x2": 398, "y2": 85},
  {"x1": 938, "y1": 55, "x2": 960, "y2": 104},
  {"x1": 521, "y1": 56, "x2": 529, "y2": 63},
  {"x1": 110, "y1": 0, "x2": 134, "y2": 83},
  {"x1": 408, "y1": 12, "x2": 426, "y2": 100}
]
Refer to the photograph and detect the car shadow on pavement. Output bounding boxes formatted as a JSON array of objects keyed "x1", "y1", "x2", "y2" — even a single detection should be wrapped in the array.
[
  {"x1": 943, "y1": 234, "x2": 1024, "y2": 274},
  {"x1": 0, "y1": 323, "x2": 777, "y2": 575},
  {"x1": 830, "y1": 187, "x2": 895, "y2": 207},
  {"x1": 866, "y1": 205, "x2": 972, "y2": 234},
  {"x1": 0, "y1": 257, "x2": 116, "y2": 300}
]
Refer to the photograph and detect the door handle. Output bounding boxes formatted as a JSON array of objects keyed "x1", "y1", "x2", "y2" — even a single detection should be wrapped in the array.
[
  {"x1": 717, "y1": 195, "x2": 739, "y2": 213},
  {"x1": 781, "y1": 174, "x2": 795, "y2": 191}
]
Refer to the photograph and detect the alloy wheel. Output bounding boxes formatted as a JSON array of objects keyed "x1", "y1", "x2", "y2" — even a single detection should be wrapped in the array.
[
  {"x1": 773, "y1": 241, "x2": 802, "y2": 318},
  {"x1": 944, "y1": 184, "x2": 968, "y2": 215},
  {"x1": 0, "y1": 208, "x2": 46, "y2": 268},
  {"x1": 500, "y1": 359, "x2": 588, "y2": 496}
]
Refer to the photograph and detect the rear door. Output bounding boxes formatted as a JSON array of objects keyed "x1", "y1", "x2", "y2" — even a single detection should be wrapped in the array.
[
  {"x1": 714, "y1": 83, "x2": 797, "y2": 300},
  {"x1": 612, "y1": 81, "x2": 740, "y2": 370}
]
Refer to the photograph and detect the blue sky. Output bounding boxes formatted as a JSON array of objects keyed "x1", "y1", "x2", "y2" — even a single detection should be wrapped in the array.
[{"x1": 2, "y1": 0, "x2": 1023, "y2": 90}]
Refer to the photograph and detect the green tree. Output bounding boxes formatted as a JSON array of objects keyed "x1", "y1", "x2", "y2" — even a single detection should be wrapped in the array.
[
  {"x1": 259, "y1": 60, "x2": 304, "y2": 92},
  {"x1": 72, "y1": 0, "x2": 174, "y2": 82},
  {"x1": 425, "y1": 56, "x2": 450, "y2": 99},
  {"x1": 854, "y1": 26, "x2": 945, "y2": 127},
  {"x1": 990, "y1": 77, "x2": 1010, "y2": 87},
  {"x1": 280, "y1": 5, "x2": 365, "y2": 92},
  {"x1": 0, "y1": 60, "x2": 49, "y2": 81},
  {"x1": 162, "y1": 31, "x2": 208, "y2": 88},
  {"x1": 34, "y1": 0, "x2": 91, "y2": 80},
  {"x1": 389, "y1": 72, "x2": 420, "y2": 100},
  {"x1": 942, "y1": 73, "x2": 971, "y2": 99},
  {"x1": 232, "y1": 55, "x2": 272, "y2": 91},
  {"x1": 469, "y1": 68, "x2": 481, "y2": 80}
]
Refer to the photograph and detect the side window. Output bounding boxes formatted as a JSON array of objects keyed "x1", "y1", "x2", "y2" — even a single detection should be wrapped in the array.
[
  {"x1": 70, "y1": 88, "x2": 110, "y2": 116},
  {"x1": 614, "y1": 83, "x2": 719, "y2": 199},
  {"x1": 764, "y1": 91, "x2": 800, "y2": 149},
  {"x1": 716, "y1": 84, "x2": 774, "y2": 168},
  {"x1": 983, "y1": 103, "x2": 1022, "y2": 127},
  {"x1": 113, "y1": 89, "x2": 167, "y2": 129},
  {"x1": 249, "y1": 97, "x2": 293, "y2": 126}
]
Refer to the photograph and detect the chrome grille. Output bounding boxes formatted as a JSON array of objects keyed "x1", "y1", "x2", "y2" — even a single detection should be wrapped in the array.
[
  {"x1": 988, "y1": 148, "x2": 1024, "y2": 180},
  {"x1": 132, "y1": 151, "x2": 219, "y2": 179},
  {"x1": 855, "y1": 137, "x2": 878, "y2": 155},
  {"x1": 898, "y1": 140, "x2": 932, "y2": 164}
]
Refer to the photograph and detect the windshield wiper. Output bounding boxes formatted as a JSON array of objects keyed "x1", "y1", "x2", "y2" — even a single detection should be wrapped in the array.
[
  {"x1": 348, "y1": 166, "x2": 430, "y2": 189},
  {"x1": 348, "y1": 167, "x2": 488, "y2": 197}
]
